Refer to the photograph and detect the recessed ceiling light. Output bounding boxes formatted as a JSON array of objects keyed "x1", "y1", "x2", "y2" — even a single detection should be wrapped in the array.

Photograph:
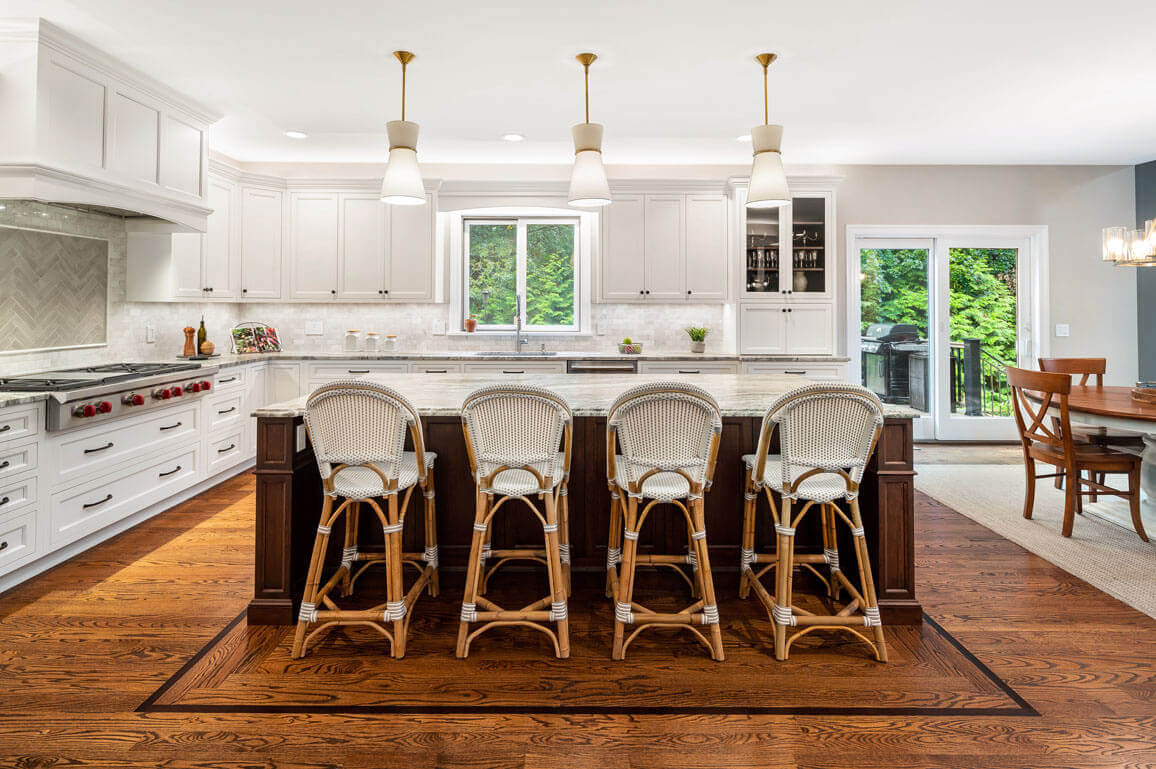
[
  {"x1": 502, "y1": 133, "x2": 525, "y2": 142},
  {"x1": 284, "y1": 129, "x2": 308, "y2": 139},
  {"x1": 736, "y1": 134, "x2": 752, "y2": 142}
]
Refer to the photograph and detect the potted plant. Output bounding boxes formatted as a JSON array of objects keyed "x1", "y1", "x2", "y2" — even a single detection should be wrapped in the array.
[
  {"x1": 464, "y1": 314, "x2": 478, "y2": 333},
  {"x1": 686, "y1": 326, "x2": 708, "y2": 353}
]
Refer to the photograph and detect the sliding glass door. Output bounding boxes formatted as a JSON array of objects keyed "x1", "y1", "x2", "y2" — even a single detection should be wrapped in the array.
[{"x1": 854, "y1": 232, "x2": 1036, "y2": 441}]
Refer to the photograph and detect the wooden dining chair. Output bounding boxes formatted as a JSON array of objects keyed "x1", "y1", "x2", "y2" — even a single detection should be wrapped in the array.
[{"x1": 1007, "y1": 366, "x2": 1147, "y2": 541}]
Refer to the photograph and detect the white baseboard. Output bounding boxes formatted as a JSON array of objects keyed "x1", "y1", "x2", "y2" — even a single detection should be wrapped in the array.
[{"x1": 0, "y1": 460, "x2": 255, "y2": 596}]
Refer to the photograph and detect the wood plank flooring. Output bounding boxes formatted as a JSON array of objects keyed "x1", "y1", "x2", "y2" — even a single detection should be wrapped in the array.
[{"x1": 0, "y1": 471, "x2": 1154, "y2": 768}]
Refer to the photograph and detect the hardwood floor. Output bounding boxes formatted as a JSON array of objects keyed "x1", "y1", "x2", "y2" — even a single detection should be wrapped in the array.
[{"x1": 1, "y1": 471, "x2": 1154, "y2": 768}]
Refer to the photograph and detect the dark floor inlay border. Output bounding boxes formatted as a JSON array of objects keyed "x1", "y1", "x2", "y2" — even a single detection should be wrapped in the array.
[{"x1": 138, "y1": 611, "x2": 1038, "y2": 717}]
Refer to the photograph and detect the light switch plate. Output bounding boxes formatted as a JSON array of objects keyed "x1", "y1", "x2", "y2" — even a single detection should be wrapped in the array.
[
  {"x1": 1055, "y1": 323, "x2": 1070, "y2": 337},
  {"x1": 145, "y1": 322, "x2": 155, "y2": 344},
  {"x1": 305, "y1": 320, "x2": 323, "y2": 336}
]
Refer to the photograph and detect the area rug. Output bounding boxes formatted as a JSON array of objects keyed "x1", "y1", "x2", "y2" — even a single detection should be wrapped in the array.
[
  {"x1": 138, "y1": 573, "x2": 1033, "y2": 716},
  {"x1": 916, "y1": 464, "x2": 1156, "y2": 619}
]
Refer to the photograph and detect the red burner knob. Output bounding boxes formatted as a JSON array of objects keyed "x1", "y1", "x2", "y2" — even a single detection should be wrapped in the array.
[
  {"x1": 96, "y1": 401, "x2": 112, "y2": 414},
  {"x1": 133, "y1": 394, "x2": 145, "y2": 405},
  {"x1": 171, "y1": 386, "x2": 183, "y2": 397},
  {"x1": 200, "y1": 381, "x2": 211, "y2": 391},
  {"x1": 76, "y1": 403, "x2": 97, "y2": 418},
  {"x1": 123, "y1": 393, "x2": 145, "y2": 406},
  {"x1": 156, "y1": 388, "x2": 171, "y2": 400}
]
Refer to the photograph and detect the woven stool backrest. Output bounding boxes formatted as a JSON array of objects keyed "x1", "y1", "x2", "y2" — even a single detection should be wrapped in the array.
[
  {"x1": 461, "y1": 385, "x2": 572, "y2": 475},
  {"x1": 607, "y1": 381, "x2": 722, "y2": 488},
  {"x1": 304, "y1": 379, "x2": 421, "y2": 483},
  {"x1": 757, "y1": 383, "x2": 884, "y2": 494}
]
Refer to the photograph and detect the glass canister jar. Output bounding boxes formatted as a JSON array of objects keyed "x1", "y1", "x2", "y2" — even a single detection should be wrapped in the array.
[
  {"x1": 344, "y1": 329, "x2": 361, "y2": 353},
  {"x1": 364, "y1": 332, "x2": 379, "y2": 353},
  {"x1": 383, "y1": 334, "x2": 398, "y2": 352}
]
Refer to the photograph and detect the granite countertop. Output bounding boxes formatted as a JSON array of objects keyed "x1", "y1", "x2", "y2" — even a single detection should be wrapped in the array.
[
  {"x1": 211, "y1": 351, "x2": 853, "y2": 369},
  {"x1": 254, "y1": 372, "x2": 921, "y2": 420}
]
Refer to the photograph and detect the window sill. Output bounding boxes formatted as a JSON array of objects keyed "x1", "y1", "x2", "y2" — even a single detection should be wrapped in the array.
[{"x1": 446, "y1": 329, "x2": 595, "y2": 338}]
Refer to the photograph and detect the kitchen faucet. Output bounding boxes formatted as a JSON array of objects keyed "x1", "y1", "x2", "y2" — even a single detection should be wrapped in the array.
[{"x1": 513, "y1": 294, "x2": 528, "y2": 353}]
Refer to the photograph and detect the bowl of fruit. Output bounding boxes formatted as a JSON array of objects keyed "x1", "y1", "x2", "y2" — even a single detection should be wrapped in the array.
[{"x1": 618, "y1": 337, "x2": 643, "y2": 355}]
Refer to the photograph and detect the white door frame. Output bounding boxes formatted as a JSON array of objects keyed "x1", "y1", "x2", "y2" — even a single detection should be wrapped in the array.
[{"x1": 846, "y1": 225, "x2": 1050, "y2": 441}]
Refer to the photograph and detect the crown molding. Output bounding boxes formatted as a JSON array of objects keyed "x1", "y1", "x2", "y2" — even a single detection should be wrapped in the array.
[{"x1": 727, "y1": 174, "x2": 845, "y2": 190}]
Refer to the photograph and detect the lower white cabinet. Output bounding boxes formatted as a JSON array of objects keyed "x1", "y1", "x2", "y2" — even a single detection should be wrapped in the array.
[
  {"x1": 268, "y1": 362, "x2": 302, "y2": 404},
  {"x1": 738, "y1": 303, "x2": 834, "y2": 355},
  {"x1": 207, "y1": 427, "x2": 246, "y2": 476},
  {"x1": 408, "y1": 362, "x2": 463, "y2": 374},
  {"x1": 461, "y1": 361, "x2": 567, "y2": 375},
  {"x1": 0, "y1": 511, "x2": 38, "y2": 574},
  {"x1": 0, "y1": 473, "x2": 37, "y2": 520},
  {"x1": 742, "y1": 362, "x2": 845, "y2": 380},
  {"x1": 639, "y1": 361, "x2": 741, "y2": 375}
]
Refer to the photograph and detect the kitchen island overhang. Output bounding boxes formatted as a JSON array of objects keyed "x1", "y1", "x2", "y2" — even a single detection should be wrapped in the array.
[{"x1": 248, "y1": 373, "x2": 921, "y2": 625}]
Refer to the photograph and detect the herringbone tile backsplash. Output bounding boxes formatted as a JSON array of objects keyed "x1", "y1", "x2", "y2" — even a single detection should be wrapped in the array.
[{"x1": 0, "y1": 226, "x2": 108, "y2": 352}]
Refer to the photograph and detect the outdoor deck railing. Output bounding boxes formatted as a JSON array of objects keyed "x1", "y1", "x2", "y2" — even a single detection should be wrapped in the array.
[{"x1": 949, "y1": 339, "x2": 1011, "y2": 417}]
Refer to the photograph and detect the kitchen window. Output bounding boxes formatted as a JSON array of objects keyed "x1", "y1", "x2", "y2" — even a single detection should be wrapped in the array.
[{"x1": 463, "y1": 217, "x2": 580, "y2": 332}]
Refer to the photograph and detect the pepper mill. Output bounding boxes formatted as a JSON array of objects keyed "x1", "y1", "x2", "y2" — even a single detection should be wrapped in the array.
[{"x1": 182, "y1": 326, "x2": 197, "y2": 357}]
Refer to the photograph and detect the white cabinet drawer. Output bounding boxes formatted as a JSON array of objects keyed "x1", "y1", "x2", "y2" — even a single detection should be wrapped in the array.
[
  {"x1": 639, "y1": 361, "x2": 740, "y2": 375},
  {"x1": 0, "y1": 438, "x2": 39, "y2": 483},
  {"x1": 0, "y1": 403, "x2": 43, "y2": 445},
  {"x1": 0, "y1": 473, "x2": 37, "y2": 522},
  {"x1": 305, "y1": 362, "x2": 409, "y2": 383},
  {"x1": 50, "y1": 443, "x2": 199, "y2": 548},
  {"x1": 50, "y1": 403, "x2": 199, "y2": 486},
  {"x1": 212, "y1": 367, "x2": 248, "y2": 392},
  {"x1": 0, "y1": 511, "x2": 39, "y2": 576},
  {"x1": 407, "y1": 362, "x2": 463, "y2": 374},
  {"x1": 742, "y1": 362, "x2": 845, "y2": 380},
  {"x1": 461, "y1": 361, "x2": 567, "y2": 375},
  {"x1": 207, "y1": 392, "x2": 245, "y2": 431},
  {"x1": 207, "y1": 427, "x2": 246, "y2": 476}
]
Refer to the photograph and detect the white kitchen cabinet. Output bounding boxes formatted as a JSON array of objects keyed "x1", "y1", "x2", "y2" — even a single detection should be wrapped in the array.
[
  {"x1": 785, "y1": 304, "x2": 835, "y2": 354},
  {"x1": 407, "y1": 362, "x2": 463, "y2": 375},
  {"x1": 639, "y1": 361, "x2": 740, "y2": 375},
  {"x1": 339, "y1": 194, "x2": 388, "y2": 301},
  {"x1": 289, "y1": 192, "x2": 341, "y2": 301},
  {"x1": 738, "y1": 304, "x2": 788, "y2": 355},
  {"x1": 742, "y1": 361, "x2": 845, "y2": 380},
  {"x1": 387, "y1": 192, "x2": 437, "y2": 301},
  {"x1": 738, "y1": 303, "x2": 835, "y2": 355},
  {"x1": 244, "y1": 365, "x2": 268, "y2": 456},
  {"x1": 461, "y1": 361, "x2": 567, "y2": 375},
  {"x1": 734, "y1": 186, "x2": 836, "y2": 302},
  {"x1": 240, "y1": 186, "x2": 283, "y2": 300},
  {"x1": 601, "y1": 194, "x2": 647, "y2": 301},
  {"x1": 202, "y1": 175, "x2": 240, "y2": 299},
  {"x1": 643, "y1": 196, "x2": 685, "y2": 300},
  {"x1": 684, "y1": 194, "x2": 728, "y2": 300},
  {"x1": 267, "y1": 363, "x2": 302, "y2": 404}
]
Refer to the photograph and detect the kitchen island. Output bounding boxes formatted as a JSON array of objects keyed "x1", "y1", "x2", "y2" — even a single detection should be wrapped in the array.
[{"x1": 248, "y1": 373, "x2": 921, "y2": 624}]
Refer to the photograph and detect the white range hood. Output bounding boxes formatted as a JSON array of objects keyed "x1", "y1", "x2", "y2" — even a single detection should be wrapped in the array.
[{"x1": 0, "y1": 19, "x2": 220, "y2": 232}]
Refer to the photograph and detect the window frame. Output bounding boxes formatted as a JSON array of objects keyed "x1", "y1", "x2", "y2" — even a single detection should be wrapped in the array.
[{"x1": 461, "y1": 215, "x2": 582, "y2": 333}]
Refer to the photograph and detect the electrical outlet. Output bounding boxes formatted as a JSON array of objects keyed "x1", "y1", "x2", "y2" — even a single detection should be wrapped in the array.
[
  {"x1": 1055, "y1": 323, "x2": 1070, "y2": 338},
  {"x1": 145, "y1": 322, "x2": 156, "y2": 344},
  {"x1": 305, "y1": 320, "x2": 323, "y2": 336},
  {"x1": 433, "y1": 319, "x2": 447, "y2": 335}
]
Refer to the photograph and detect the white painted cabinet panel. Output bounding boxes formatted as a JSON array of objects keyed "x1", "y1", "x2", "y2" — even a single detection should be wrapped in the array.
[
  {"x1": 643, "y1": 196, "x2": 685, "y2": 300},
  {"x1": 170, "y1": 233, "x2": 204, "y2": 299},
  {"x1": 159, "y1": 114, "x2": 203, "y2": 196},
  {"x1": 267, "y1": 363, "x2": 302, "y2": 404},
  {"x1": 108, "y1": 90, "x2": 159, "y2": 185},
  {"x1": 684, "y1": 194, "x2": 727, "y2": 301},
  {"x1": 41, "y1": 57, "x2": 106, "y2": 170},
  {"x1": 387, "y1": 193, "x2": 435, "y2": 301},
  {"x1": 340, "y1": 194, "x2": 388, "y2": 300},
  {"x1": 244, "y1": 365, "x2": 268, "y2": 456},
  {"x1": 601, "y1": 194, "x2": 646, "y2": 301},
  {"x1": 240, "y1": 186, "x2": 283, "y2": 300},
  {"x1": 785, "y1": 304, "x2": 834, "y2": 354},
  {"x1": 289, "y1": 193, "x2": 340, "y2": 301},
  {"x1": 203, "y1": 175, "x2": 239, "y2": 298},
  {"x1": 738, "y1": 304, "x2": 788, "y2": 355}
]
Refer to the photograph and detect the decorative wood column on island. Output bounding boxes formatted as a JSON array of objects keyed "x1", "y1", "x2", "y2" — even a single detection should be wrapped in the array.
[{"x1": 248, "y1": 374, "x2": 921, "y2": 625}]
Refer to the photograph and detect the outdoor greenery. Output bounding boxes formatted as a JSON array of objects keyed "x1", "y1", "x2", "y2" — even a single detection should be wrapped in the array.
[
  {"x1": 859, "y1": 247, "x2": 1018, "y2": 364},
  {"x1": 466, "y1": 221, "x2": 576, "y2": 328}
]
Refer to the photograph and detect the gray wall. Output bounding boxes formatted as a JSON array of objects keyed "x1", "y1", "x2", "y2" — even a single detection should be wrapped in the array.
[{"x1": 1138, "y1": 160, "x2": 1156, "y2": 382}]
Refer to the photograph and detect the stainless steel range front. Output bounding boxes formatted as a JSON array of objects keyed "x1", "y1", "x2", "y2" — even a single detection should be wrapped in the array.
[{"x1": 0, "y1": 363, "x2": 221, "y2": 431}]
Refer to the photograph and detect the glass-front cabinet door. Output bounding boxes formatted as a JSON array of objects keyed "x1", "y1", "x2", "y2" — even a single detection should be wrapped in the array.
[{"x1": 738, "y1": 188, "x2": 834, "y2": 300}]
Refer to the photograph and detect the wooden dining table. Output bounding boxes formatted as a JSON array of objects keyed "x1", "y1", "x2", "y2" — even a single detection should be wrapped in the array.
[{"x1": 1030, "y1": 384, "x2": 1156, "y2": 533}]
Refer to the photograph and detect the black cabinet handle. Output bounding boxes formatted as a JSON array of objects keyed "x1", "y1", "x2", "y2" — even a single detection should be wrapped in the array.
[
  {"x1": 502, "y1": 370, "x2": 525, "y2": 374},
  {"x1": 217, "y1": 444, "x2": 236, "y2": 453},
  {"x1": 82, "y1": 494, "x2": 113, "y2": 509},
  {"x1": 84, "y1": 442, "x2": 114, "y2": 454},
  {"x1": 217, "y1": 406, "x2": 237, "y2": 415},
  {"x1": 784, "y1": 370, "x2": 806, "y2": 375},
  {"x1": 0, "y1": 461, "x2": 8, "y2": 470},
  {"x1": 219, "y1": 376, "x2": 238, "y2": 384},
  {"x1": 424, "y1": 369, "x2": 448, "y2": 374},
  {"x1": 159, "y1": 422, "x2": 182, "y2": 431},
  {"x1": 678, "y1": 370, "x2": 700, "y2": 374},
  {"x1": 158, "y1": 465, "x2": 182, "y2": 477},
  {"x1": 347, "y1": 369, "x2": 371, "y2": 374},
  {"x1": 0, "y1": 424, "x2": 10, "y2": 433},
  {"x1": 0, "y1": 541, "x2": 6, "y2": 551},
  {"x1": 0, "y1": 496, "x2": 9, "y2": 507}
]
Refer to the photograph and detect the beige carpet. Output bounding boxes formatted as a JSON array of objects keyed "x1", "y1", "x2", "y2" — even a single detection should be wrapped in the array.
[{"x1": 916, "y1": 464, "x2": 1156, "y2": 619}]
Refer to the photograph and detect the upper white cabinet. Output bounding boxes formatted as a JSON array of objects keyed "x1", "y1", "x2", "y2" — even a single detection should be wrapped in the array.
[
  {"x1": 387, "y1": 192, "x2": 436, "y2": 301},
  {"x1": 600, "y1": 191, "x2": 728, "y2": 303},
  {"x1": 339, "y1": 194, "x2": 388, "y2": 301},
  {"x1": 734, "y1": 186, "x2": 836, "y2": 302},
  {"x1": 240, "y1": 186, "x2": 283, "y2": 300},
  {"x1": 289, "y1": 192, "x2": 341, "y2": 301},
  {"x1": 202, "y1": 175, "x2": 240, "y2": 299}
]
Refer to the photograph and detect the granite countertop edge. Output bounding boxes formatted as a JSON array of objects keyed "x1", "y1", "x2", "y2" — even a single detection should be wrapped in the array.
[{"x1": 210, "y1": 351, "x2": 853, "y2": 368}]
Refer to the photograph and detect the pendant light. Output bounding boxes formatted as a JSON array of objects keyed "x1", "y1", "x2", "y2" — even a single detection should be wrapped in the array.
[
  {"x1": 568, "y1": 52, "x2": 612, "y2": 208},
  {"x1": 381, "y1": 50, "x2": 426, "y2": 206},
  {"x1": 746, "y1": 53, "x2": 790, "y2": 209}
]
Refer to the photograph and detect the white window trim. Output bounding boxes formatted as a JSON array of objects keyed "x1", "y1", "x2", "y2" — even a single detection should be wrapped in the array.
[{"x1": 447, "y1": 207, "x2": 595, "y2": 336}]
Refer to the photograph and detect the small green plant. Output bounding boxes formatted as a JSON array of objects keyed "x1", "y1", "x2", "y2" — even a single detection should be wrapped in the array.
[{"x1": 685, "y1": 326, "x2": 709, "y2": 342}]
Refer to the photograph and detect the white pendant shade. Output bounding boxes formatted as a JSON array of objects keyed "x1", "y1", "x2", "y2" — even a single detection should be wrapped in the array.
[
  {"x1": 568, "y1": 123, "x2": 611, "y2": 207},
  {"x1": 381, "y1": 119, "x2": 426, "y2": 205},
  {"x1": 747, "y1": 123, "x2": 789, "y2": 209}
]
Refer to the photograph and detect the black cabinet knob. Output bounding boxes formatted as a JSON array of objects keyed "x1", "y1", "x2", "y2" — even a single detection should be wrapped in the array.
[{"x1": 331, "y1": 289, "x2": 337, "y2": 295}]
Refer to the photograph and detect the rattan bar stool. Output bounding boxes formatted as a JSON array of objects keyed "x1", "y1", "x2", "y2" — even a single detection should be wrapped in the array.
[
  {"x1": 292, "y1": 380, "x2": 439, "y2": 660},
  {"x1": 457, "y1": 385, "x2": 573, "y2": 658},
  {"x1": 604, "y1": 382, "x2": 725, "y2": 661},
  {"x1": 738, "y1": 383, "x2": 887, "y2": 662}
]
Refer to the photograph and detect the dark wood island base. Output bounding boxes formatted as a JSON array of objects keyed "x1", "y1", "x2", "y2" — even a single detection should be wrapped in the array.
[{"x1": 249, "y1": 413, "x2": 919, "y2": 625}]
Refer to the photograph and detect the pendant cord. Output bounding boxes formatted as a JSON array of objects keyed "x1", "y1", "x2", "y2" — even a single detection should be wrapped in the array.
[
  {"x1": 762, "y1": 63, "x2": 768, "y2": 125},
  {"x1": 584, "y1": 63, "x2": 590, "y2": 123},
  {"x1": 401, "y1": 60, "x2": 407, "y2": 122}
]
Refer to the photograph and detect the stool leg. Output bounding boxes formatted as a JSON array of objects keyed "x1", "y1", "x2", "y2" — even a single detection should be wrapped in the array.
[
  {"x1": 559, "y1": 486, "x2": 572, "y2": 597},
  {"x1": 690, "y1": 497, "x2": 724, "y2": 661},
  {"x1": 849, "y1": 498, "x2": 887, "y2": 662},
  {"x1": 685, "y1": 519, "x2": 701, "y2": 600},
  {"x1": 612, "y1": 496, "x2": 640, "y2": 660},
  {"x1": 821, "y1": 503, "x2": 841, "y2": 601},
  {"x1": 340, "y1": 501, "x2": 359, "y2": 597},
  {"x1": 738, "y1": 470, "x2": 757, "y2": 599},
  {"x1": 543, "y1": 491, "x2": 570, "y2": 659},
  {"x1": 605, "y1": 488, "x2": 623, "y2": 598},
  {"x1": 478, "y1": 520, "x2": 495, "y2": 595},
  {"x1": 423, "y1": 483, "x2": 439, "y2": 597},
  {"x1": 456, "y1": 490, "x2": 489, "y2": 659},
  {"x1": 293, "y1": 495, "x2": 335, "y2": 659},
  {"x1": 383, "y1": 494, "x2": 407, "y2": 659},
  {"x1": 773, "y1": 498, "x2": 795, "y2": 661}
]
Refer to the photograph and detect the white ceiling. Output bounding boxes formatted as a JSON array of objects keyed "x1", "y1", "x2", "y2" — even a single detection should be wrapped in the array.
[{"x1": 7, "y1": 0, "x2": 1156, "y2": 166}]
